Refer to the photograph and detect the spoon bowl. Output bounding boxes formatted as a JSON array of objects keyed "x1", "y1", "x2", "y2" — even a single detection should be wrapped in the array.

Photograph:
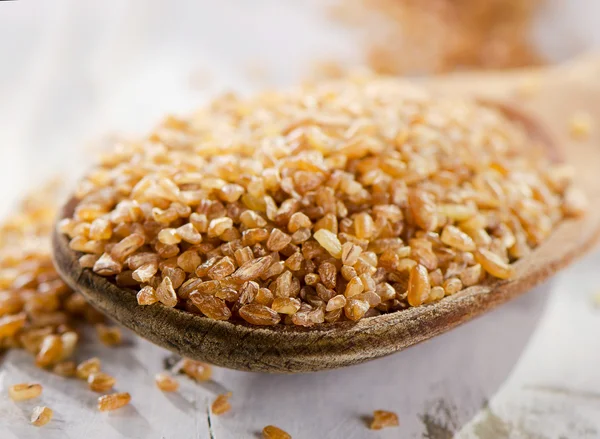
[{"x1": 52, "y1": 63, "x2": 600, "y2": 372}]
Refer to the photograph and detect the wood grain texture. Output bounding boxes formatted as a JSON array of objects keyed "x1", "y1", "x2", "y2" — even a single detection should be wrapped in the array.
[{"x1": 51, "y1": 68, "x2": 600, "y2": 373}]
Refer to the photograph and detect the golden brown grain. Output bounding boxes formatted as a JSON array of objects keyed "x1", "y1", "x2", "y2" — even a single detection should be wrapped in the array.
[
  {"x1": 263, "y1": 425, "x2": 292, "y2": 439},
  {"x1": 441, "y1": 226, "x2": 476, "y2": 252},
  {"x1": 9, "y1": 383, "x2": 42, "y2": 401},
  {"x1": 189, "y1": 293, "x2": 232, "y2": 320},
  {"x1": 155, "y1": 372, "x2": 180, "y2": 392},
  {"x1": 31, "y1": 406, "x2": 53, "y2": 427},
  {"x1": 407, "y1": 265, "x2": 430, "y2": 307},
  {"x1": 475, "y1": 249, "x2": 515, "y2": 280},
  {"x1": 211, "y1": 392, "x2": 232, "y2": 415},
  {"x1": 181, "y1": 359, "x2": 212, "y2": 382},
  {"x1": 60, "y1": 331, "x2": 78, "y2": 360},
  {"x1": 53, "y1": 361, "x2": 76, "y2": 377},
  {"x1": 62, "y1": 78, "x2": 582, "y2": 326},
  {"x1": 96, "y1": 324, "x2": 123, "y2": 346},
  {"x1": 97, "y1": 392, "x2": 131, "y2": 411},
  {"x1": 443, "y1": 278, "x2": 463, "y2": 296},
  {"x1": 35, "y1": 334, "x2": 63, "y2": 368},
  {"x1": 156, "y1": 276, "x2": 178, "y2": 307},
  {"x1": 88, "y1": 372, "x2": 116, "y2": 392},
  {"x1": 0, "y1": 313, "x2": 27, "y2": 338},
  {"x1": 0, "y1": 185, "x2": 107, "y2": 378},
  {"x1": 370, "y1": 409, "x2": 399, "y2": 430},
  {"x1": 76, "y1": 357, "x2": 101, "y2": 380}
]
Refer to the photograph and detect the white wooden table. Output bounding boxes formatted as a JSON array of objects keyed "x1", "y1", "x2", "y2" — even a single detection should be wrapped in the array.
[{"x1": 1, "y1": 1, "x2": 599, "y2": 438}]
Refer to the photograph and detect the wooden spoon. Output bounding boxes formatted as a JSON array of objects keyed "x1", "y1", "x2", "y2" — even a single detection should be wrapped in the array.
[{"x1": 52, "y1": 57, "x2": 600, "y2": 373}]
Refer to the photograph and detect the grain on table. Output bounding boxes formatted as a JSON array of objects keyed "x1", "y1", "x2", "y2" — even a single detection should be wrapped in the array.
[
  {"x1": 370, "y1": 409, "x2": 399, "y2": 430},
  {"x1": 8, "y1": 383, "x2": 42, "y2": 401},
  {"x1": 97, "y1": 392, "x2": 131, "y2": 412},
  {"x1": 211, "y1": 392, "x2": 232, "y2": 415},
  {"x1": 155, "y1": 372, "x2": 180, "y2": 392},
  {"x1": 30, "y1": 406, "x2": 53, "y2": 427},
  {"x1": 263, "y1": 425, "x2": 292, "y2": 439}
]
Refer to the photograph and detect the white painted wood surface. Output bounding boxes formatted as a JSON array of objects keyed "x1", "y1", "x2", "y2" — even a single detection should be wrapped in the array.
[{"x1": 0, "y1": 1, "x2": 599, "y2": 438}]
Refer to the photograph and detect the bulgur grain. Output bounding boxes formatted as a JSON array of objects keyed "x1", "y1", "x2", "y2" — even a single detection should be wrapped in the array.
[
  {"x1": 61, "y1": 78, "x2": 583, "y2": 326},
  {"x1": 271, "y1": 297, "x2": 302, "y2": 315},
  {"x1": 181, "y1": 359, "x2": 212, "y2": 382},
  {"x1": 239, "y1": 304, "x2": 281, "y2": 325},
  {"x1": 156, "y1": 276, "x2": 178, "y2": 307},
  {"x1": 370, "y1": 410, "x2": 399, "y2": 430},
  {"x1": 155, "y1": 372, "x2": 180, "y2": 392},
  {"x1": 30, "y1": 406, "x2": 53, "y2": 427},
  {"x1": 97, "y1": 392, "x2": 131, "y2": 411},
  {"x1": 53, "y1": 361, "x2": 76, "y2": 377},
  {"x1": 76, "y1": 357, "x2": 101, "y2": 380},
  {"x1": 35, "y1": 334, "x2": 63, "y2": 368},
  {"x1": 189, "y1": 293, "x2": 232, "y2": 320},
  {"x1": 263, "y1": 425, "x2": 292, "y2": 439},
  {"x1": 8, "y1": 383, "x2": 42, "y2": 401},
  {"x1": 88, "y1": 372, "x2": 116, "y2": 392},
  {"x1": 443, "y1": 278, "x2": 463, "y2": 296},
  {"x1": 137, "y1": 286, "x2": 158, "y2": 305},
  {"x1": 96, "y1": 324, "x2": 123, "y2": 346},
  {"x1": 0, "y1": 186, "x2": 109, "y2": 381},
  {"x1": 211, "y1": 392, "x2": 232, "y2": 415}
]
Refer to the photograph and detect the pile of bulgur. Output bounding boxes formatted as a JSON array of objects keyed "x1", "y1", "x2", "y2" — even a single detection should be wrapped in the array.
[{"x1": 60, "y1": 77, "x2": 585, "y2": 327}]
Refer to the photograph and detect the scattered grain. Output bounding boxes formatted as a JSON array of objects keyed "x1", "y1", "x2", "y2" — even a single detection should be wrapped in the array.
[
  {"x1": 76, "y1": 357, "x2": 101, "y2": 380},
  {"x1": 53, "y1": 361, "x2": 76, "y2": 377},
  {"x1": 96, "y1": 324, "x2": 123, "y2": 346},
  {"x1": 9, "y1": 383, "x2": 42, "y2": 401},
  {"x1": 35, "y1": 334, "x2": 63, "y2": 368},
  {"x1": 370, "y1": 410, "x2": 399, "y2": 430},
  {"x1": 156, "y1": 276, "x2": 178, "y2": 307},
  {"x1": 211, "y1": 392, "x2": 232, "y2": 415},
  {"x1": 189, "y1": 293, "x2": 232, "y2": 320},
  {"x1": 263, "y1": 425, "x2": 292, "y2": 439},
  {"x1": 88, "y1": 372, "x2": 116, "y2": 392},
  {"x1": 97, "y1": 392, "x2": 131, "y2": 411},
  {"x1": 181, "y1": 359, "x2": 212, "y2": 382},
  {"x1": 313, "y1": 229, "x2": 342, "y2": 259},
  {"x1": 30, "y1": 406, "x2": 53, "y2": 427},
  {"x1": 155, "y1": 372, "x2": 179, "y2": 392}
]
